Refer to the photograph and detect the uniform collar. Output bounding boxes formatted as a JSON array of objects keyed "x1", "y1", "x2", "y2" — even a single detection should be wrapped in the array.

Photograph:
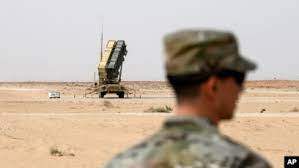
[{"x1": 163, "y1": 115, "x2": 218, "y2": 132}]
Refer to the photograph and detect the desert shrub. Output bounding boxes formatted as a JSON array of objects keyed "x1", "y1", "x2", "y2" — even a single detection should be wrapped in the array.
[
  {"x1": 50, "y1": 146, "x2": 75, "y2": 157},
  {"x1": 103, "y1": 100, "x2": 113, "y2": 108},
  {"x1": 290, "y1": 107, "x2": 299, "y2": 112},
  {"x1": 50, "y1": 147, "x2": 63, "y2": 157},
  {"x1": 145, "y1": 105, "x2": 172, "y2": 113},
  {"x1": 260, "y1": 108, "x2": 266, "y2": 113}
]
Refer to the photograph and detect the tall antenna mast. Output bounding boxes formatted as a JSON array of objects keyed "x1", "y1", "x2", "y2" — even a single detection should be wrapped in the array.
[{"x1": 100, "y1": 24, "x2": 104, "y2": 61}]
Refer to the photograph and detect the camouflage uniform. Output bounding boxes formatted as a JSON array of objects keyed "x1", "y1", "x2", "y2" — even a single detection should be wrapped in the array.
[
  {"x1": 103, "y1": 29, "x2": 272, "y2": 168},
  {"x1": 105, "y1": 116, "x2": 271, "y2": 168}
]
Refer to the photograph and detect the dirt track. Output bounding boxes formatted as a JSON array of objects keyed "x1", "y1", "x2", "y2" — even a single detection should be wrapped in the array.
[{"x1": 1, "y1": 81, "x2": 299, "y2": 168}]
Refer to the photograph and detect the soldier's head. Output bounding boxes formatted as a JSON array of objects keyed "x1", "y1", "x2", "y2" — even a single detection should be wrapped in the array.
[{"x1": 164, "y1": 29, "x2": 256, "y2": 120}]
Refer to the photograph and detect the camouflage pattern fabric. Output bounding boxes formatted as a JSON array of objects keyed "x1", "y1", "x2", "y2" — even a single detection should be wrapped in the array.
[
  {"x1": 164, "y1": 29, "x2": 256, "y2": 76},
  {"x1": 104, "y1": 116, "x2": 272, "y2": 168}
]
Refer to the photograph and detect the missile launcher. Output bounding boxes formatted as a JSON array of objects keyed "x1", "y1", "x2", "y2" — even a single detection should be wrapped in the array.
[{"x1": 97, "y1": 40, "x2": 128, "y2": 98}]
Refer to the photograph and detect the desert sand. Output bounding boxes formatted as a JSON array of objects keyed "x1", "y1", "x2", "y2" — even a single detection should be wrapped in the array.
[{"x1": 1, "y1": 81, "x2": 299, "y2": 168}]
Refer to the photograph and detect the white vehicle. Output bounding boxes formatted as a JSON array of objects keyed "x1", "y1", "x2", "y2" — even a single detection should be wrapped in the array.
[{"x1": 48, "y1": 91, "x2": 60, "y2": 99}]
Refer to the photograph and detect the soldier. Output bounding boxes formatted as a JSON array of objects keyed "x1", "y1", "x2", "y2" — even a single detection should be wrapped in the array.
[{"x1": 104, "y1": 29, "x2": 272, "y2": 168}]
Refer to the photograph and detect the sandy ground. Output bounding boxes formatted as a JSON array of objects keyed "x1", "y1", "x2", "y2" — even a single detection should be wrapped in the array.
[{"x1": 1, "y1": 81, "x2": 299, "y2": 168}]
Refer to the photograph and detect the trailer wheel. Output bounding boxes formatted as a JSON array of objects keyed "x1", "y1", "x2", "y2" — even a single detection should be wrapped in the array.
[
  {"x1": 100, "y1": 92, "x2": 106, "y2": 98},
  {"x1": 118, "y1": 92, "x2": 125, "y2": 98}
]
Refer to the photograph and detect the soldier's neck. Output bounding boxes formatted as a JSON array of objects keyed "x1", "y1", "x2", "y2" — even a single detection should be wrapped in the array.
[{"x1": 174, "y1": 101, "x2": 220, "y2": 126}]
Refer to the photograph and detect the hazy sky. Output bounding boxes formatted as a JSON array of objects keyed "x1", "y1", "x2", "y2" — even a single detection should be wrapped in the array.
[{"x1": 0, "y1": 0, "x2": 299, "y2": 81}]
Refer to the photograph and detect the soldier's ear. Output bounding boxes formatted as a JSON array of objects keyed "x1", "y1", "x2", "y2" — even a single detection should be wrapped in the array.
[
  {"x1": 212, "y1": 83, "x2": 217, "y2": 91},
  {"x1": 202, "y1": 76, "x2": 218, "y2": 100}
]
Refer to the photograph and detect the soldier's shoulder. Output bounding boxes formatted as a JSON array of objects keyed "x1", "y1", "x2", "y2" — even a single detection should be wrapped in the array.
[
  {"x1": 161, "y1": 133, "x2": 272, "y2": 167},
  {"x1": 104, "y1": 128, "x2": 192, "y2": 167},
  {"x1": 104, "y1": 130, "x2": 271, "y2": 168},
  {"x1": 103, "y1": 143, "x2": 145, "y2": 168},
  {"x1": 103, "y1": 133, "x2": 163, "y2": 168},
  {"x1": 210, "y1": 135, "x2": 272, "y2": 167}
]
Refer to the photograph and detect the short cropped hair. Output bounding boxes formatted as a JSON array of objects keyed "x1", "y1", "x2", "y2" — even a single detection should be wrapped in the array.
[
  {"x1": 167, "y1": 73, "x2": 210, "y2": 102},
  {"x1": 167, "y1": 70, "x2": 245, "y2": 103}
]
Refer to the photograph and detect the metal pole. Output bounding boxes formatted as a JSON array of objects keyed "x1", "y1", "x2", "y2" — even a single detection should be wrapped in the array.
[
  {"x1": 98, "y1": 24, "x2": 104, "y2": 84},
  {"x1": 100, "y1": 24, "x2": 104, "y2": 61}
]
